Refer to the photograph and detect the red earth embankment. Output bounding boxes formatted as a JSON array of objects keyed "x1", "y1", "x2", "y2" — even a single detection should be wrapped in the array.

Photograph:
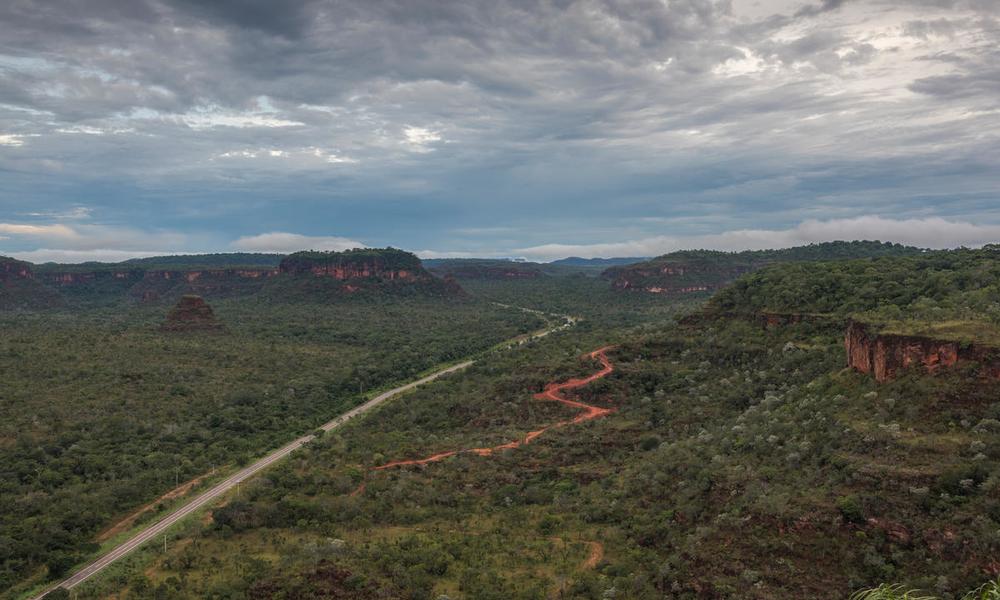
[{"x1": 371, "y1": 346, "x2": 616, "y2": 471}]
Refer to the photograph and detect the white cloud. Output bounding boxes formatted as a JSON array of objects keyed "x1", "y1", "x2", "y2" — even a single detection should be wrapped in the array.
[
  {"x1": 414, "y1": 249, "x2": 481, "y2": 259},
  {"x1": 9, "y1": 248, "x2": 171, "y2": 263},
  {"x1": 0, "y1": 134, "x2": 26, "y2": 147},
  {"x1": 231, "y1": 232, "x2": 366, "y2": 253},
  {"x1": 19, "y1": 206, "x2": 93, "y2": 220},
  {"x1": 55, "y1": 125, "x2": 135, "y2": 135},
  {"x1": 403, "y1": 126, "x2": 442, "y2": 152},
  {"x1": 514, "y1": 216, "x2": 1000, "y2": 261},
  {"x1": 0, "y1": 221, "x2": 189, "y2": 252},
  {"x1": 0, "y1": 222, "x2": 79, "y2": 239}
]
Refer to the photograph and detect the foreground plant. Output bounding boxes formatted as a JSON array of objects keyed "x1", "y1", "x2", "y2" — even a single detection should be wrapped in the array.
[{"x1": 851, "y1": 579, "x2": 1000, "y2": 600}]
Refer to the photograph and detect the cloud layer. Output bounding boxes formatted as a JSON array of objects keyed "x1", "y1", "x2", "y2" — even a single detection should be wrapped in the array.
[{"x1": 0, "y1": 0, "x2": 997, "y2": 259}]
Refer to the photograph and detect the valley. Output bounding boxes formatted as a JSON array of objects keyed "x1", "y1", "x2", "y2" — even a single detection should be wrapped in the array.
[{"x1": 3, "y1": 245, "x2": 999, "y2": 599}]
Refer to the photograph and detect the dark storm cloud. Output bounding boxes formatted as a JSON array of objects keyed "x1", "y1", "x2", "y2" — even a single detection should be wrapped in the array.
[{"x1": 0, "y1": 0, "x2": 998, "y2": 260}]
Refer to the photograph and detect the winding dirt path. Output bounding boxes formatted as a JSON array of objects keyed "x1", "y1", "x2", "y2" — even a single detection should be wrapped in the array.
[{"x1": 371, "y1": 346, "x2": 615, "y2": 471}]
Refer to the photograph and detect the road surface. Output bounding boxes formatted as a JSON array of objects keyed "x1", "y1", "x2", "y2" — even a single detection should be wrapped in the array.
[{"x1": 29, "y1": 310, "x2": 572, "y2": 599}]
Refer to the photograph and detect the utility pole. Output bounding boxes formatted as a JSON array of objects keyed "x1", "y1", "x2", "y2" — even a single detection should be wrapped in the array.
[{"x1": 163, "y1": 534, "x2": 167, "y2": 554}]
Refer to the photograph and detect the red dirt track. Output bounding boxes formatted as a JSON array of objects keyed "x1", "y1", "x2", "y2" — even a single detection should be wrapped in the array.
[{"x1": 371, "y1": 346, "x2": 616, "y2": 471}]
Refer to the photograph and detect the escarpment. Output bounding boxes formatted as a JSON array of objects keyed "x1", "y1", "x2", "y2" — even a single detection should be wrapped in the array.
[
  {"x1": 604, "y1": 260, "x2": 749, "y2": 295},
  {"x1": 845, "y1": 321, "x2": 1000, "y2": 382},
  {"x1": 4, "y1": 248, "x2": 458, "y2": 308},
  {"x1": 0, "y1": 257, "x2": 33, "y2": 281},
  {"x1": 279, "y1": 248, "x2": 427, "y2": 282},
  {"x1": 0, "y1": 257, "x2": 63, "y2": 309}
]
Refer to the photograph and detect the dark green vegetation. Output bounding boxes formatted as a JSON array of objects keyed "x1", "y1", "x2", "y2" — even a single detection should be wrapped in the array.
[
  {"x1": 713, "y1": 245, "x2": 1000, "y2": 344},
  {"x1": 424, "y1": 258, "x2": 547, "y2": 279},
  {"x1": 3, "y1": 248, "x2": 457, "y2": 311},
  {"x1": 551, "y1": 257, "x2": 650, "y2": 267},
  {"x1": 280, "y1": 248, "x2": 420, "y2": 274},
  {"x1": 34, "y1": 253, "x2": 285, "y2": 272},
  {"x1": 0, "y1": 293, "x2": 542, "y2": 598},
  {"x1": 6, "y1": 245, "x2": 1000, "y2": 599},
  {"x1": 604, "y1": 241, "x2": 926, "y2": 294},
  {"x1": 67, "y1": 285, "x2": 1000, "y2": 599},
  {"x1": 423, "y1": 258, "x2": 616, "y2": 278}
]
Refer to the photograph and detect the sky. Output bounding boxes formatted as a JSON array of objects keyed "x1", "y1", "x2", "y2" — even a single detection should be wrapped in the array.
[{"x1": 0, "y1": 0, "x2": 998, "y2": 263}]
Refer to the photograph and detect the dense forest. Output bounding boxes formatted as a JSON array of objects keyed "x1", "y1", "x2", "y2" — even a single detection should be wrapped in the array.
[
  {"x1": 6, "y1": 245, "x2": 1000, "y2": 599},
  {"x1": 602, "y1": 241, "x2": 928, "y2": 295},
  {"x1": 0, "y1": 296, "x2": 542, "y2": 598},
  {"x1": 711, "y1": 246, "x2": 1000, "y2": 343},
  {"x1": 58, "y1": 275, "x2": 1000, "y2": 598}
]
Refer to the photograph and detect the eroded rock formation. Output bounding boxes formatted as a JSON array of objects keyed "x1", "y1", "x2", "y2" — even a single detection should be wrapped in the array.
[
  {"x1": 161, "y1": 295, "x2": 223, "y2": 332},
  {"x1": 0, "y1": 257, "x2": 33, "y2": 281},
  {"x1": 845, "y1": 321, "x2": 1000, "y2": 382}
]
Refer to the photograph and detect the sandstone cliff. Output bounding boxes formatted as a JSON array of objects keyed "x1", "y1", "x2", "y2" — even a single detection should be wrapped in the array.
[
  {"x1": 0, "y1": 257, "x2": 63, "y2": 309},
  {"x1": 845, "y1": 321, "x2": 1000, "y2": 382},
  {"x1": 0, "y1": 257, "x2": 33, "y2": 281},
  {"x1": 603, "y1": 256, "x2": 753, "y2": 295},
  {"x1": 279, "y1": 248, "x2": 426, "y2": 282}
]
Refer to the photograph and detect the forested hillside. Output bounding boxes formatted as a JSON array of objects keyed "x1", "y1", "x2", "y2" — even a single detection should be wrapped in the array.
[
  {"x1": 47, "y1": 246, "x2": 1000, "y2": 599},
  {"x1": 711, "y1": 245, "x2": 1000, "y2": 344},
  {"x1": 603, "y1": 241, "x2": 926, "y2": 296}
]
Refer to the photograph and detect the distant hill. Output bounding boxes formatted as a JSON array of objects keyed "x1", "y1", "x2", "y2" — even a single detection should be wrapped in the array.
[
  {"x1": 3, "y1": 249, "x2": 460, "y2": 309},
  {"x1": 710, "y1": 245, "x2": 1000, "y2": 343},
  {"x1": 604, "y1": 241, "x2": 925, "y2": 295},
  {"x1": 32, "y1": 253, "x2": 286, "y2": 273},
  {"x1": 270, "y1": 247, "x2": 461, "y2": 299},
  {"x1": 0, "y1": 256, "x2": 63, "y2": 309},
  {"x1": 550, "y1": 256, "x2": 649, "y2": 267},
  {"x1": 424, "y1": 258, "x2": 546, "y2": 280}
]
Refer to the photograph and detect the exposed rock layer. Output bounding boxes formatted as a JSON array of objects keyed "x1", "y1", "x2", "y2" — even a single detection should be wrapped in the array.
[{"x1": 845, "y1": 321, "x2": 1000, "y2": 382}]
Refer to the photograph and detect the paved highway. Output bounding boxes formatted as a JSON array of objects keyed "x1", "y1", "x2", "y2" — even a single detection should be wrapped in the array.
[{"x1": 29, "y1": 309, "x2": 574, "y2": 599}]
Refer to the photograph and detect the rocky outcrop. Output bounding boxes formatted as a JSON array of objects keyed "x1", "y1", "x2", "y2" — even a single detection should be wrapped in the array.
[
  {"x1": 129, "y1": 268, "x2": 279, "y2": 301},
  {"x1": 161, "y1": 295, "x2": 222, "y2": 332},
  {"x1": 40, "y1": 270, "x2": 143, "y2": 286},
  {"x1": 0, "y1": 257, "x2": 64, "y2": 309},
  {"x1": 603, "y1": 261, "x2": 752, "y2": 295},
  {"x1": 278, "y1": 248, "x2": 446, "y2": 285},
  {"x1": 0, "y1": 257, "x2": 33, "y2": 281},
  {"x1": 280, "y1": 250, "x2": 425, "y2": 282},
  {"x1": 845, "y1": 321, "x2": 1000, "y2": 382}
]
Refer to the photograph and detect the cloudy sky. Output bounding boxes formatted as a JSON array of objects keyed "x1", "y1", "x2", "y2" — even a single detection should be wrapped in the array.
[{"x1": 0, "y1": 0, "x2": 998, "y2": 262}]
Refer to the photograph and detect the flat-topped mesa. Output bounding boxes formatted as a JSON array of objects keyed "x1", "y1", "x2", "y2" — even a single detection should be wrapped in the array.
[
  {"x1": 845, "y1": 321, "x2": 1000, "y2": 382},
  {"x1": 0, "y1": 257, "x2": 33, "y2": 281},
  {"x1": 161, "y1": 295, "x2": 223, "y2": 332},
  {"x1": 279, "y1": 248, "x2": 429, "y2": 282}
]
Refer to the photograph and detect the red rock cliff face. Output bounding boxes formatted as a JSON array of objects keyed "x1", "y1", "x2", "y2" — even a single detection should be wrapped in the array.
[
  {"x1": 280, "y1": 261, "x2": 421, "y2": 282},
  {"x1": 40, "y1": 271, "x2": 143, "y2": 286},
  {"x1": 846, "y1": 321, "x2": 1000, "y2": 382},
  {"x1": 0, "y1": 260, "x2": 32, "y2": 281},
  {"x1": 142, "y1": 268, "x2": 279, "y2": 282},
  {"x1": 606, "y1": 263, "x2": 752, "y2": 295}
]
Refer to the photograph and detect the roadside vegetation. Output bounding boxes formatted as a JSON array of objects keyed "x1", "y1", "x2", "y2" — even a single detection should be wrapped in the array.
[
  {"x1": 0, "y1": 296, "x2": 541, "y2": 597},
  {"x1": 7, "y1": 246, "x2": 1000, "y2": 599}
]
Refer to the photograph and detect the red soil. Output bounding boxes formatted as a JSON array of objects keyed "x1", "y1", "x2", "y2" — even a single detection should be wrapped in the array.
[{"x1": 371, "y1": 346, "x2": 616, "y2": 471}]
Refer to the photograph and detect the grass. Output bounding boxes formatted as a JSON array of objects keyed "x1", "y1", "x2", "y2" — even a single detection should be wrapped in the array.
[{"x1": 877, "y1": 319, "x2": 1000, "y2": 347}]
